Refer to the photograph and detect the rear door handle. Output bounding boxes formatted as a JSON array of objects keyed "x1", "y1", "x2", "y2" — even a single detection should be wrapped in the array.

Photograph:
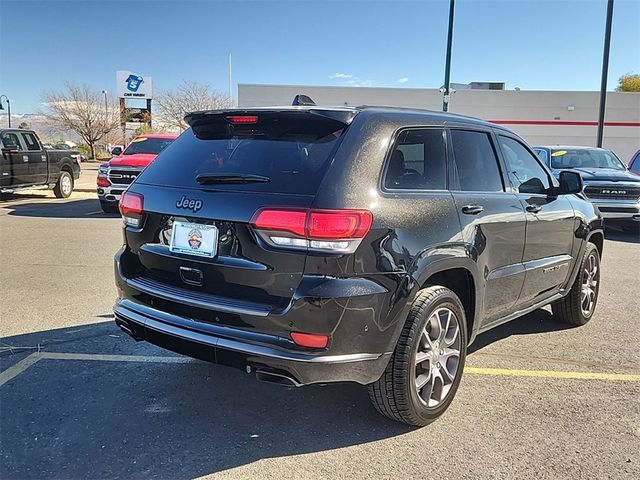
[
  {"x1": 461, "y1": 205, "x2": 484, "y2": 215},
  {"x1": 526, "y1": 204, "x2": 542, "y2": 214}
]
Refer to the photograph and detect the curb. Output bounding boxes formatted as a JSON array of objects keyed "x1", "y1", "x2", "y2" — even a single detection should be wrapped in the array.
[{"x1": 75, "y1": 188, "x2": 97, "y2": 193}]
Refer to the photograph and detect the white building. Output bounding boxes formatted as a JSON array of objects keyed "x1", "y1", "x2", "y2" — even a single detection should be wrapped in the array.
[{"x1": 238, "y1": 84, "x2": 640, "y2": 161}]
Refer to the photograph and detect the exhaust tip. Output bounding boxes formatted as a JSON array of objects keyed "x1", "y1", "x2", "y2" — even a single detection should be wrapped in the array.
[{"x1": 255, "y1": 370, "x2": 301, "y2": 388}]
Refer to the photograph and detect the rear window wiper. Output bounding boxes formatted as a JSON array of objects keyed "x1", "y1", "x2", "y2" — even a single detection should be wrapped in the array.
[{"x1": 196, "y1": 173, "x2": 271, "y2": 184}]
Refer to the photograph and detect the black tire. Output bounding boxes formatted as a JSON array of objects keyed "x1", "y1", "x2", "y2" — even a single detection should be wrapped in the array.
[
  {"x1": 100, "y1": 200, "x2": 119, "y2": 214},
  {"x1": 552, "y1": 242, "x2": 600, "y2": 326},
  {"x1": 53, "y1": 171, "x2": 73, "y2": 198},
  {"x1": 368, "y1": 286, "x2": 468, "y2": 426}
]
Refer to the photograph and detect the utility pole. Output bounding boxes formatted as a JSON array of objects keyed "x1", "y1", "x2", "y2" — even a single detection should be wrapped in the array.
[
  {"x1": 442, "y1": 0, "x2": 455, "y2": 112},
  {"x1": 596, "y1": 0, "x2": 614, "y2": 147}
]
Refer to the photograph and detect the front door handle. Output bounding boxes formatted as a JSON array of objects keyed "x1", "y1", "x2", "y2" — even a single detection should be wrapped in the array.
[
  {"x1": 526, "y1": 204, "x2": 542, "y2": 214},
  {"x1": 461, "y1": 205, "x2": 484, "y2": 215}
]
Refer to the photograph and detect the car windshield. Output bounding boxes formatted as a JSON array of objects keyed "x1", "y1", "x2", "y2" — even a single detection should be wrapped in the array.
[
  {"x1": 123, "y1": 137, "x2": 174, "y2": 155},
  {"x1": 550, "y1": 149, "x2": 625, "y2": 170}
]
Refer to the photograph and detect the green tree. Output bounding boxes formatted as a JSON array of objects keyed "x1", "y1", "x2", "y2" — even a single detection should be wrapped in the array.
[
  {"x1": 616, "y1": 73, "x2": 640, "y2": 92},
  {"x1": 18, "y1": 122, "x2": 30, "y2": 129}
]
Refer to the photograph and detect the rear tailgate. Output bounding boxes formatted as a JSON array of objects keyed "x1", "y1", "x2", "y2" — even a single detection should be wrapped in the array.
[{"x1": 120, "y1": 109, "x2": 356, "y2": 317}]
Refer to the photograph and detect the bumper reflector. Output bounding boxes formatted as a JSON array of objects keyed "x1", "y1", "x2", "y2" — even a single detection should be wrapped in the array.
[{"x1": 291, "y1": 332, "x2": 329, "y2": 349}]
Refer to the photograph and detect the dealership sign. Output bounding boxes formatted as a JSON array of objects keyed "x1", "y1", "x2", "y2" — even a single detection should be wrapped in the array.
[{"x1": 116, "y1": 70, "x2": 153, "y2": 99}]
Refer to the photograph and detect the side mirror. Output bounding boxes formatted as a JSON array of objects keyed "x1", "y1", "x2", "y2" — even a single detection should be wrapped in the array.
[
  {"x1": 111, "y1": 147, "x2": 123, "y2": 156},
  {"x1": 559, "y1": 170, "x2": 583, "y2": 195}
]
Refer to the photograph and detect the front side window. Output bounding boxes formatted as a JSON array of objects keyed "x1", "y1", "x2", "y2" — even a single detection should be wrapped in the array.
[
  {"x1": 21, "y1": 133, "x2": 41, "y2": 151},
  {"x1": 1, "y1": 132, "x2": 22, "y2": 150},
  {"x1": 630, "y1": 151, "x2": 640, "y2": 174},
  {"x1": 499, "y1": 136, "x2": 550, "y2": 194},
  {"x1": 533, "y1": 148, "x2": 549, "y2": 165},
  {"x1": 384, "y1": 128, "x2": 447, "y2": 190},
  {"x1": 450, "y1": 130, "x2": 503, "y2": 192}
]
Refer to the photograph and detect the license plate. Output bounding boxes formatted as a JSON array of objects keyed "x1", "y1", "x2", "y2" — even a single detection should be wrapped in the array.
[{"x1": 169, "y1": 221, "x2": 218, "y2": 258}]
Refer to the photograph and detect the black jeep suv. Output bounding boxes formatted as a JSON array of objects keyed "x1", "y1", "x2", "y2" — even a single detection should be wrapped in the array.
[{"x1": 114, "y1": 103, "x2": 603, "y2": 426}]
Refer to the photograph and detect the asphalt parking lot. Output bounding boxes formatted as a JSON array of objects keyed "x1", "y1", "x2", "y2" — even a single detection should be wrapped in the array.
[{"x1": 1, "y1": 191, "x2": 639, "y2": 480}]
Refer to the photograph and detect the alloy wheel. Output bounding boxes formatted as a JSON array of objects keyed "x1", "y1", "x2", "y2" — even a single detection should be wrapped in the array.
[
  {"x1": 415, "y1": 307, "x2": 462, "y2": 407},
  {"x1": 580, "y1": 252, "x2": 599, "y2": 317}
]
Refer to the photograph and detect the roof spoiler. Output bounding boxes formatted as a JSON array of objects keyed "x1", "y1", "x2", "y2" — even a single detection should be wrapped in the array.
[{"x1": 292, "y1": 94, "x2": 316, "y2": 106}]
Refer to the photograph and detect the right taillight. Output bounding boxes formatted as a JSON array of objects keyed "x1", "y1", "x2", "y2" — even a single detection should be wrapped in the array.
[
  {"x1": 119, "y1": 191, "x2": 144, "y2": 227},
  {"x1": 252, "y1": 208, "x2": 372, "y2": 253}
]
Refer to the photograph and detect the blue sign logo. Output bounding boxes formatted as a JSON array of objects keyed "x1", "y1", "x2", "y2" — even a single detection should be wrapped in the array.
[{"x1": 125, "y1": 74, "x2": 144, "y2": 92}]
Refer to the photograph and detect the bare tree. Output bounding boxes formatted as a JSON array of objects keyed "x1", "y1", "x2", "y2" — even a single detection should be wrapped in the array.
[
  {"x1": 155, "y1": 81, "x2": 232, "y2": 131},
  {"x1": 41, "y1": 83, "x2": 120, "y2": 159}
]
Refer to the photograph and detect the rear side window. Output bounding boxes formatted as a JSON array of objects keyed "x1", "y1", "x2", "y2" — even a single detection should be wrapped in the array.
[
  {"x1": 499, "y1": 136, "x2": 550, "y2": 194},
  {"x1": 137, "y1": 113, "x2": 345, "y2": 195},
  {"x1": 21, "y1": 133, "x2": 41, "y2": 151},
  {"x1": 450, "y1": 130, "x2": 503, "y2": 192},
  {"x1": 384, "y1": 128, "x2": 447, "y2": 190}
]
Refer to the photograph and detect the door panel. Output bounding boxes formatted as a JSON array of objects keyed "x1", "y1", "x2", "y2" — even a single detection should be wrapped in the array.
[
  {"x1": 448, "y1": 129, "x2": 527, "y2": 325},
  {"x1": 497, "y1": 134, "x2": 576, "y2": 307},
  {"x1": 21, "y1": 132, "x2": 47, "y2": 184},
  {"x1": 517, "y1": 194, "x2": 575, "y2": 304},
  {"x1": 453, "y1": 193, "x2": 527, "y2": 322},
  {"x1": 1, "y1": 132, "x2": 28, "y2": 185}
]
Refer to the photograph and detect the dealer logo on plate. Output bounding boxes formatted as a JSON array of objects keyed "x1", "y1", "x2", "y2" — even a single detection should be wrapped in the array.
[{"x1": 188, "y1": 229, "x2": 203, "y2": 250}]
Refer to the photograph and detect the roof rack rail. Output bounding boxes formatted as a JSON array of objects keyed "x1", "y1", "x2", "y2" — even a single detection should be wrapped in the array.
[{"x1": 292, "y1": 95, "x2": 316, "y2": 106}]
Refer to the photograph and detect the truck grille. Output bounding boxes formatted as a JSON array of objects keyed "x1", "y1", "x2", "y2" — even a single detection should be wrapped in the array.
[
  {"x1": 108, "y1": 168, "x2": 142, "y2": 185},
  {"x1": 584, "y1": 185, "x2": 640, "y2": 200}
]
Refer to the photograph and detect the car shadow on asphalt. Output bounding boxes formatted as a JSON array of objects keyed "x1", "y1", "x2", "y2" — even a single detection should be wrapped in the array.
[
  {"x1": 1, "y1": 322, "x2": 412, "y2": 479},
  {"x1": 604, "y1": 226, "x2": 640, "y2": 244},
  {"x1": 2, "y1": 198, "x2": 120, "y2": 219},
  {"x1": 468, "y1": 308, "x2": 574, "y2": 354}
]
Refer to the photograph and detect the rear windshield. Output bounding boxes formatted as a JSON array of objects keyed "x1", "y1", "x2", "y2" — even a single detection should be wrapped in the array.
[
  {"x1": 124, "y1": 137, "x2": 174, "y2": 155},
  {"x1": 136, "y1": 113, "x2": 346, "y2": 194},
  {"x1": 550, "y1": 148, "x2": 625, "y2": 170}
]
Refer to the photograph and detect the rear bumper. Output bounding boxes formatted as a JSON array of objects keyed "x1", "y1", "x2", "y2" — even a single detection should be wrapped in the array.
[
  {"x1": 114, "y1": 298, "x2": 391, "y2": 386},
  {"x1": 113, "y1": 248, "x2": 402, "y2": 386}
]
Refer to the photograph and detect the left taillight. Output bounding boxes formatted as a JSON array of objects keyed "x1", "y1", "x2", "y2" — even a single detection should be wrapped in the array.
[
  {"x1": 119, "y1": 191, "x2": 144, "y2": 227},
  {"x1": 252, "y1": 208, "x2": 372, "y2": 253}
]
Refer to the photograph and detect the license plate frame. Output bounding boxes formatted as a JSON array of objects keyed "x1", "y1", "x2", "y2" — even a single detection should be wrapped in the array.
[{"x1": 169, "y1": 220, "x2": 218, "y2": 258}]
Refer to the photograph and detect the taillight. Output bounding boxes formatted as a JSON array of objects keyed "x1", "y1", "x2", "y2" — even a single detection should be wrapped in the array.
[
  {"x1": 119, "y1": 191, "x2": 144, "y2": 227},
  {"x1": 252, "y1": 208, "x2": 372, "y2": 253}
]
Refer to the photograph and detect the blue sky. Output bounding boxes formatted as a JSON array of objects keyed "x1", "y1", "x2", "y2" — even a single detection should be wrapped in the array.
[{"x1": 1, "y1": 0, "x2": 639, "y2": 114}]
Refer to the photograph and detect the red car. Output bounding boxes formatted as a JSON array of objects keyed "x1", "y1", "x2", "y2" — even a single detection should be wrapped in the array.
[{"x1": 97, "y1": 134, "x2": 177, "y2": 212}]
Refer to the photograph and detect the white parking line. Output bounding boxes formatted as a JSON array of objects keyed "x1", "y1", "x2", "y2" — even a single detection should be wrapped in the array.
[{"x1": 0, "y1": 353, "x2": 42, "y2": 386}]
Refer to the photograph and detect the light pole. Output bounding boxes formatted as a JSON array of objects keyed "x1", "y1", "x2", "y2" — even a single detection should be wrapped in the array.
[
  {"x1": 101, "y1": 90, "x2": 108, "y2": 116},
  {"x1": 0, "y1": 95, "x2": 11, "y2": 128},
  {"x1": 442, "y1": 0, "x2": 456, "y2": 112},
  {"x1": 596, "y1": 0, "x2": 614, "y2": 148}
]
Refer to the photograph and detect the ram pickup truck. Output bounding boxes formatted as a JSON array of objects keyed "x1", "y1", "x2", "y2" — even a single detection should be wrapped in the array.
[
  {"x1": 533, "y1": 146, "x2": 640, "y2": 233},
  {"x1": 1, "y1": 129, "x2": 80, "y2": 198},
  {"x1": 114, "y1": 102, "x2": 604, "y2": 426},
  {"x1": 97, "y1": 134, "x2": 177, "y2": 212}
]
